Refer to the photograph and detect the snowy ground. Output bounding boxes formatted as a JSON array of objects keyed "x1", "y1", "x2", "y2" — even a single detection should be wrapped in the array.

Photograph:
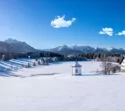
[
  {"x1": 0, "y1": 61, "x2": 125, "y2": 111},
  {"x1": 11, "y1": 61, "x2": 102, "y2": 77}
]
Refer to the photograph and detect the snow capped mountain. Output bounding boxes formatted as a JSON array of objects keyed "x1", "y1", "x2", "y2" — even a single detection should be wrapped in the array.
[
  {"x1": 71, "y1": 45, "x2": 95, "y2": 53},
  {"x1": 4, "y1": 38, "x2": 21, "y2": 44},
  {"x1": 53, "y1": 45, "x2": 70, "y2": 51},
  {"x1": 110, "y1": 48, "x2": 125, "y2": 54},
  {"x1": 0, "y1": 38, "x2": 36, "y2": 53},
  {"x1": 49, "y1": 45, "x2": 125, "y2": 55},
  {"x1": 49, "y1": 45, "x2": 82, "y2": 55}
]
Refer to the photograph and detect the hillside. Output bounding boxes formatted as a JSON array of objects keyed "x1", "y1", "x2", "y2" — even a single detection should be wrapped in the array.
[{"x1": 2, "y1": 38, "x2": 36, "y2": 53}]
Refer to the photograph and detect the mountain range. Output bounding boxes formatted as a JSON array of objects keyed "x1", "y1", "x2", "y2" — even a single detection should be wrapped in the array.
[
  {"x1": 49, "y1": 45, "x2": 125, "y2": 55},
  {"x1": 0, "y1": 38, "x2": 125, "y2": 55}
]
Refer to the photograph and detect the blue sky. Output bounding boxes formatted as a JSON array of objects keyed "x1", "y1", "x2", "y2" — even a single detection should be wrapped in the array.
[{"x1": 0, "y1": 0, "x2": 125, "y2": 49}]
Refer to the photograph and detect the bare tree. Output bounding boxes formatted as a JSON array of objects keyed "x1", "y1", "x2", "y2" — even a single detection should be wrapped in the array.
[
  {"x1": 101, "y1": 54, "x2": 121, "y2": 74},
  {"x1": 101, "y1": 54, "x2": 112, "y2": 74},
  {"x1": 101, "y1": 62, "x2": 112, "y2": 74}
]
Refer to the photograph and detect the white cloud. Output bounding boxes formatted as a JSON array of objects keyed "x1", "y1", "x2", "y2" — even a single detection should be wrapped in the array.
[
  {"x1": 117, "y1": 30, "x2": 125, "y2": 36},
  {"x1": 51, "y1": 16, "x2": 76, "y2": 28},
  {"x1": 99, "y1": 27, "x2": 113, "y2": 36}
]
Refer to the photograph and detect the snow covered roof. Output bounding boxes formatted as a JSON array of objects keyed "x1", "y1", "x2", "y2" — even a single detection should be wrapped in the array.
[
  {"x1": 72, "y1": 61, "x2": 81, "y2": 67},
  {"x1": 119, "y1": 57, "x2": 125, "y2": 64}
]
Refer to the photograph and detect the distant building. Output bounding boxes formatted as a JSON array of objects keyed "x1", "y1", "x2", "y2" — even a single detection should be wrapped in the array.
[{"x1": 72, "y1": 61, "x2": 82, "y2": 76}]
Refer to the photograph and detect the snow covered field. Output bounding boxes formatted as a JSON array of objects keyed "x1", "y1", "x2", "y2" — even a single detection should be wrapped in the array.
[
  {"x1": 0, "y1": 61, "x2": 125, "y2": 111},
  {"x1": 11, "y1": 61, "x2": 102, "y2": 77}
]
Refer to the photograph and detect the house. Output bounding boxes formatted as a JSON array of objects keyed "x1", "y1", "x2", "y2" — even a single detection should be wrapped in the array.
[{"x1": 120, "y1": 57, "x2": 125, "y2": 71}]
